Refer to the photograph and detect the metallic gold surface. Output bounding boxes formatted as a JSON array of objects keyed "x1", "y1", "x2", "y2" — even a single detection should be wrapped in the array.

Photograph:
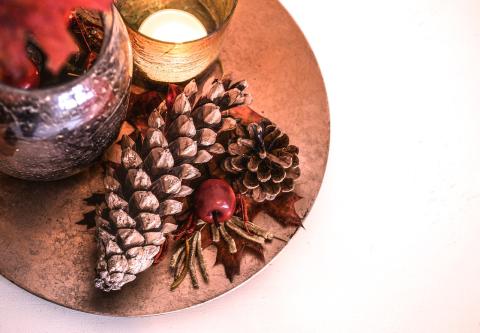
[
  {"x1": 0, "y1": 0, "x2": 330, "y2": 316},
  {"x1": 116, "y1": 0, "x2": 237, "y2": 83}
]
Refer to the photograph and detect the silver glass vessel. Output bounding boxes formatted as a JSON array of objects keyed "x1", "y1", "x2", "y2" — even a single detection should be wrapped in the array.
[{"x1": 0, "y1": 6, "x2": 133, "y2": 181}]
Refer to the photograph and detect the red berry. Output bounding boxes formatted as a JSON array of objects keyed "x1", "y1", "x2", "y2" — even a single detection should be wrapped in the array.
[{"x1": 194, "y1": 179, "x2": 236, "y2": 224}]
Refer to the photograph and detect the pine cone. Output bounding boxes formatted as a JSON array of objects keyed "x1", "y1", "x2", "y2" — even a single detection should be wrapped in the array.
[
  {"x1": 95, "y1": 78, "x2": 251, "y2": 291},
  {"x1": 197, "y1": 75, "x2": 253, "y2": 112},
  {"x1": 222, "y1": 119, "x2": 300, "y2": 203}
]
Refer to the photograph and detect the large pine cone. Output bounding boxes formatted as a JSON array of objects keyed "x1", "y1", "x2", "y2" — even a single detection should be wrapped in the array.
[
  {"x1": 222, "y1": 119, "x2": 300, "y2": 203},
  {"x1": 95, "y1": 78, "x2": 251, "y2": 291}
]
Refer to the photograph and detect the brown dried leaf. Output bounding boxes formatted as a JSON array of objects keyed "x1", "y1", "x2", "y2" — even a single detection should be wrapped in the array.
[
  {"x1": 127, "y1": 91, "x2": 163, "y2": 132},
  {"x1": 76, "y1": 192, "x2": 105, "y2": 229},
  {"x1": 247, "y1": 192, "x2": 304, "y2": 227}
]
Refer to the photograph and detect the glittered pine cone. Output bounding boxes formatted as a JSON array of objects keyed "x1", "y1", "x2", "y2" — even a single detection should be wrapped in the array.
[
  {"x1": 95, "y1": 78, "x2": 251, "y2": 291},
  {"x1": 222, "y1": 119, "x2": 300, "y2": 203}
]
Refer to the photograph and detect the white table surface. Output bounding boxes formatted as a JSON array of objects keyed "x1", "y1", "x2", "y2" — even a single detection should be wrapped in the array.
[{"x1": 2, "y1": 0, "x2": 480, "y2": 332}]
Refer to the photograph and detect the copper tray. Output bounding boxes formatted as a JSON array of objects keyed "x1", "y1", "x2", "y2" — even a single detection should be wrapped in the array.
[{"x1": 0, "y1": 0, "x2": 329, "y2": 316}]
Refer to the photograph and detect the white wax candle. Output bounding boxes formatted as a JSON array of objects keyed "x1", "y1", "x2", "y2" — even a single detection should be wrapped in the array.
[{"x1": 139, "y1": 9, "x2": 208, "y2": 43}]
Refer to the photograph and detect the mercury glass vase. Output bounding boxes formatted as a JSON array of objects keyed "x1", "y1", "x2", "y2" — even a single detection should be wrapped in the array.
[
  {"x1": 0, "y1": 6, "x2": 133, "y2": 181},
  {"x1": 115, "y1": 0, "x2": 237, "y2": 83}
]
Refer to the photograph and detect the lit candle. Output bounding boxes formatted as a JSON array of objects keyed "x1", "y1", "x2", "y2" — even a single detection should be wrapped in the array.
[
  {"x1": 139, "y1": 9, "x2": 208, "y2": 43},
  {"x1": 116, "y1": 0, "x2": 237, "y2": 83}
]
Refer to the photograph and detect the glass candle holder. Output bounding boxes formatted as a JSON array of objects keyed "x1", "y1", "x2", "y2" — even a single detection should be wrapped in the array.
[
  {"x1": 0, "y1": 7, "x2": 133, "y2": 181},
  {"x1": 115, "y1": 0, "x2": 237, "y2": 83}
]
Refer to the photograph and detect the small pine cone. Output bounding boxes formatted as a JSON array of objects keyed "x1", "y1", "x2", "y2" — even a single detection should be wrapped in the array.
[
  {"x1": 222, "y1": 119, "x2": 300, "y2": 203},
  {"x1": 95, "y1": 78, "x2": 251, "y2": 291}
]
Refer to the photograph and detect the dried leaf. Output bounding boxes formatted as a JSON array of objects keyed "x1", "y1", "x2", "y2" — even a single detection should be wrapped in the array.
[
  {"x1": 70, "y1": 9, "x2": 104, "y2": 53},
  {"x1": 226, "y1": 106, "x2": 264, "y2": 125},
  {"x1": 0, "y1": 0, "x2": 111, "y2": 81},
  {"x1": 76, "y1": 209, "x2": 97, "y2": 229},
  {"x1": 153, "y1": 237, "x2": 170, "y2": 264},
  {"x1": 166, "y1": 84, "x2": 182, "y2": 111},
  {"x1": 76, "y1": 192, "x2": 105, "y2": 229},
  {"x1": 127, "y1": 91, "x2": 163, "y2": 132},
  {"x1": 247, "y1": 192, "x2": 304, "y2": 227}
]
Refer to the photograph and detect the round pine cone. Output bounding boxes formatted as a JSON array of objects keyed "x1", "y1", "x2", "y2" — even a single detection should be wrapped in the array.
[{"x1": 222, "y1": 119, "x2": 300, "y2": 202}]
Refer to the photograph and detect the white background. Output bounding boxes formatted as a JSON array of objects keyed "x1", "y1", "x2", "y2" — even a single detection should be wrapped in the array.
[{"x1": 2, "y1": 0, "x2": 480, "y2": 332}]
